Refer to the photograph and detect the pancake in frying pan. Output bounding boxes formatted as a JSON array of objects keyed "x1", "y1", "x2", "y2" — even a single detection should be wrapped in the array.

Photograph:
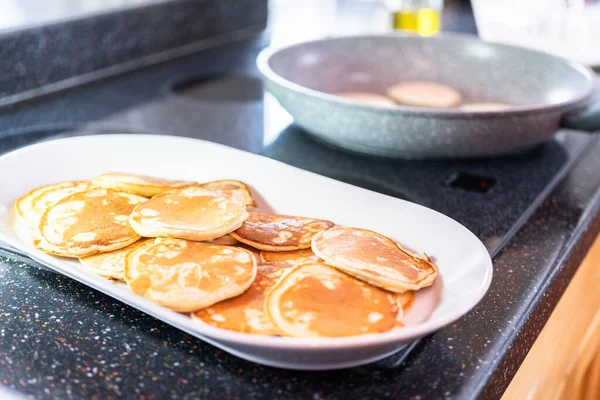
[
  {"x1": 387, "y1": 81, "x2": 462, "y2": 108},
  {"x1": 266, "y1": 263, "x2": 404, "y2": 337},
  {"x1": 311, "y1": 227, "x2": 436, "y2": 293},
  {"x1": 124, "y1": 238, "x2": 256, "y2": 312},
  {"x1": 230, "y1": 212, "x2": 334, "y2": 251}
]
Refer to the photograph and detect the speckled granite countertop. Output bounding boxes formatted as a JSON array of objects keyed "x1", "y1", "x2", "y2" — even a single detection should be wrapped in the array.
[{"x1": 1, "y1": 3, "x2": 600, "y2": 400}]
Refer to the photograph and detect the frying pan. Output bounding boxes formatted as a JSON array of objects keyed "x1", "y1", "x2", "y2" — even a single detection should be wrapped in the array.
[{"x1": 257, "y1": 34, "x2": 600, "y2": 159}]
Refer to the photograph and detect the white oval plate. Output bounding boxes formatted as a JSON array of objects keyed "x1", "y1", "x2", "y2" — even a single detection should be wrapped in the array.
[{"x1": 0, "y1": 134, "x2": 492, "y2": 370}]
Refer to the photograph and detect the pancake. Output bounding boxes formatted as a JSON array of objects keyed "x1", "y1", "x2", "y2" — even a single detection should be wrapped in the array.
[
  {"x1": 266, "y1": 263, "x2": 403, "y2": 337},
  {"x1": 16, "y1": 181, "x2": 92, "y2": 226},
  {"x1": 33, "y1": 234, "x2": 78, "y2": 258},
  {"x1": 259, "y1": 248, "x2": 320, "y2": 267},
  {"x1": 336, "y1": 92, "x2": 396, "y2": 107},
  {"x1": 80, "y1": 238, "x2": 151, "y2": 280},
  {"x1": 37, "y1": 189, "x2": 146, "y2": 257},
  {"x1": 257, "y1": 261, "x2": 293, "y2": 268},
  {"x1": 237, "y1": 243, "x2": 261, "y2": 260},
  {"x1": 386, "y1": 81, "x2": 462, "y2": 108},
  {"x1": 129, "y1": 187, "x2": 248, "y2": 241},
  {"x1": 459, "y1": 102, "x2": 511, "y2": 112},
  {"x1": 200, "y1": 180, "x2": 256, "y2": 208},
  {"x1": 124, "y1": 238, "x2": 257, "y2": 312},
  {"x1": 398, "y1": 291, "x2": 416, "y2": 312},
  {"x1": 192, "y1": 263, "x2": 294, "y2": 334},
  {"x1": 229, "y1": 212, "x2": 334, "y2": 251},
  {"x1": 311, "y1": 227, "x2": 437, "y2": 293},
  {"x1": 208, "y1": 234, "x2": 239, "y2": 245},
  {"x1": 92, "y1": 172, "x2": 195, "y2": 197}
]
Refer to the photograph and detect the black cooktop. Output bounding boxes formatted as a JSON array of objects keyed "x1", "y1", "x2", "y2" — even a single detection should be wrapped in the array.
[
  {"x1": 1, "y1": 102, "x2": 594, "y2": 370},
  {"x1": 0, "y1": 94, "x2": 594, "y2": 260}
]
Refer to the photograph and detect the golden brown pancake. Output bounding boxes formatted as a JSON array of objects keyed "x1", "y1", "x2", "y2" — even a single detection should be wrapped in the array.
[
  {"x1": 32, "y1": 234, "x2": 78, "y2": 258},
  {"x1": 200, "y1": 180, "x2": 256, "y2": 208},
  {"x1": 16, "y1": 181, "x2": 92, "y2": 226},
  {"x1": 311, "y1": 227, "x2": 437, "y2": 293},
  {"x1": 459, "y1": 102, "x2": 511, "y2": 112},
  {"x1": 80, "y1": 238, "x2": 151, "y2": 281},
  {"x1": 398, "y1": 291, "x2": 416, "y2": 312},
  {"x1": 257, "y1": 261, "x2": 293, "y2": 268},
  {"x1": 192, "y1": 263, "x2": 294, "y2": 334},
  {"x1": 336, "y1": 92, "x2": 396, "y2": 107},
  {"x1": 208, "y1": 234, "x2": 239, "y2": 245},
  {"x1": 387, "y1": 81, "x2": 462, "y2": 108},
  {"x1": 124, "y1": 238, "x2": 257, "y2": 312},
  {"x1": 236, "y1": 243, "x2": 261, "y2": 260},
  {"x1": 92, "y1": 172, "x2": 195, "y2": 197},
  {"x1": 229, "y1": 212, "x2": 334, "y2": 251},
  {"x1": 37, "y1": 189, "x2": 146, "y2": 257},
  {"x1": 259, "y1": 248, "x2": 320, "y2": 267},
  {"x1": 128, "y1": 187, "x2": 248, "y2": 241},
  {"x1": 266, "y1": 263, "x2": 403, "y2": 337}
]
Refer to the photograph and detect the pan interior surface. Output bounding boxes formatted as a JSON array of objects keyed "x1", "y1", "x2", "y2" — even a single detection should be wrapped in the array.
[{"x1": 266, "y1": 35, "x2": 594, "y2": 109}]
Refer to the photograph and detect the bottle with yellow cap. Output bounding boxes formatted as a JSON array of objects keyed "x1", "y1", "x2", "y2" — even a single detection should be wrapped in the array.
[{"x1": 386, "y1": 0, "x2": 443, "y2": 36}]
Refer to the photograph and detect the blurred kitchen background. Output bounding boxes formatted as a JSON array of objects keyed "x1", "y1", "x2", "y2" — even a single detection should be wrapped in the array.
[
  {"x1": 2, "y1": 0, "x2": 600, "y2": 66},
  {"x1": 269, "y1": 0, "x2": 600, "y2": 66},
  {"x1": 1, "y1": 0, "x2": 599, "y2": 109}
]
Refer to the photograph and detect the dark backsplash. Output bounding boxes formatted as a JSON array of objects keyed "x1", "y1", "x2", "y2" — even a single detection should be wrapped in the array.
[{"x1": 0, "y1": 0, "x2": 267, "y2": 106}]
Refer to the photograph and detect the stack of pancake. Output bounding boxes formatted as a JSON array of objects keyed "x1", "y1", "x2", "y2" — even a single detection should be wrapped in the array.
[{"x1": 15, "y1": 172, "x2": 437, "y2": 337}]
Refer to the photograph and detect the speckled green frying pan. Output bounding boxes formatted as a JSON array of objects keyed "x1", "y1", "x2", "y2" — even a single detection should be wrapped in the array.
[{"x1": 258, "y1": 34, "x2": 600, "y2": 159}]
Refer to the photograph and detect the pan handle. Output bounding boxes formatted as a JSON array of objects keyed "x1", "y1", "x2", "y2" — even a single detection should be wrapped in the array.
[{"x1": 560, "y1": 99, "x2": 600, "y2": 132}]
